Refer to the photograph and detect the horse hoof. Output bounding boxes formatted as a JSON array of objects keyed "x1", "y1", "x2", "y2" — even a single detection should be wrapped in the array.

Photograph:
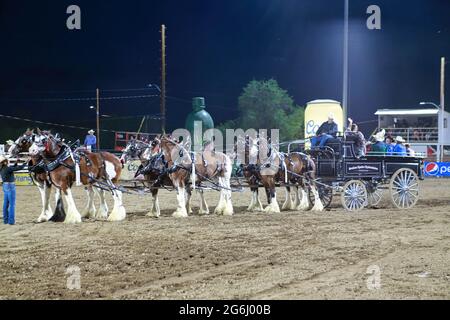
[{"x1": 172, "y1": 210, "x2": 188, "y2": 218}]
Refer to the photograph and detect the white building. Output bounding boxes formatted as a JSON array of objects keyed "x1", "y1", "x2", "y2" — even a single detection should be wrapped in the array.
[{"x1": 375, "y1": 108, "x2": 450, "y2": 160}]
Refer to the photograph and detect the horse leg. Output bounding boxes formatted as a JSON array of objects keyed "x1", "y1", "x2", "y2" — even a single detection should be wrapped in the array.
[
  {"x1": 186, "y1": 188, "x2": 193, "y2": 215},
  {"x1": 198, "y1": 189, "x2": 210, "y2": 215},
  {"x1": 292, "y1": 186, "x2": 300, "y2": 209},
  {"x1": 172, "y1": 185, "x2": 188, "y2": 218},
  {"x1": 62, "y1": 187, "x2": 82, "y2": 224},
  {"x1": 214, "y1": 188, "x2": 226, "y2": 215},
  {"x1": 282, "y1": 186, "x2": 294, "y2": 211},
  {"x1": 264, "y1": 185, "x2": 280, "y2": 213},
  {"x1": 107, "y1": 190, "x2": 127, "y2": 222},
  {"x1": 254, "y1": 188, "x2": 264, "y2": 211},
  {"x1": 147, "y1": 188, "x2": 161, "y2": 218},
  {"x1": 297, "y1": 184, "x2": 311, "y2": 211},
  {"x1": 50, "y1": 188, "x2": 66, "y2": 222},
  {"x1": 81, "y1": 186, "x2": 96, "y2": 219},
  {"x1": 222, "y1": 172, "x2": 234, "y2": 216},
  {"x1": 310, "y1": 184, "x2": 324, "y2": 212},
  {"x1": 247, "y1": 187, "x2": 256, "y2": 211},
  {"x1": 94, "y1": 187, "x2": 108, "y2": 219},
  {"x1": 36, "y1": 183, "x2": 53, "y2": 223}
]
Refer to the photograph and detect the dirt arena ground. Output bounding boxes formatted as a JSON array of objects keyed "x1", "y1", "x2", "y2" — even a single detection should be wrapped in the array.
[{"x1": 0, "y1": 179, "x2": 449, "y2": 300}]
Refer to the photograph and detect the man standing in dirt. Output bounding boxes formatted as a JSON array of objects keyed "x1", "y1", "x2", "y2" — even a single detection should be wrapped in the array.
[{"x1": 0, "y1": 156, "x2": 26, "y2": 225}]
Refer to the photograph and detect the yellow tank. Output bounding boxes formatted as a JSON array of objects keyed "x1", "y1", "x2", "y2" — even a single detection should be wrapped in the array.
[{"x1": 305, "y1": 100, "x2": 344, "y2": 145}]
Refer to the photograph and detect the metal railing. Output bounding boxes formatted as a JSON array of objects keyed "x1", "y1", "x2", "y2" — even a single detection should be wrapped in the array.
[{"x1": 382, "y1": 127, "x2": 438, "y2": 143}]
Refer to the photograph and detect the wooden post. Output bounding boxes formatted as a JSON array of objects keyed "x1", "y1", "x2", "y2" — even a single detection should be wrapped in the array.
[
  {"x1": 96, "y1": 88, "x2": 100, "y2": 150},
  {"x1": 161, "y1": 24, "x2": 167, "y2": 134},
  {"x1": 440, "y1": 57, "x2": 445, "y2": 162}
]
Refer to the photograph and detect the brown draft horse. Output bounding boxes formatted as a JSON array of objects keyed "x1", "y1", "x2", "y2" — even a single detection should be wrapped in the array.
[
  {"x1": 238, "y1": 135, "x2": 282, "y2": 213},
  {"x1": 8, "y1": 129, "x2": 60, "y2": 222},
  {"x1": 159, "y1": 135, "x2": 233, "y2": 217},
  {"x1": 120, "y1": 138, "x2": 175, "y2": 218},
  {"x1": 238, "y1": 135, "x2": 324, "y2": 213},
  {"x1": 30, "y1": 130, "x2": 126, "y2": 223},
  {"x1": 278, "y1": 151, "x2": 324, "y2": 212}
]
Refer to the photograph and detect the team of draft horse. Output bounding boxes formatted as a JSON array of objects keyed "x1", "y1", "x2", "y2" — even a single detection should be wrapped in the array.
[{"x1": 7, "y1": 129, "x2": 325, "y2": 224}]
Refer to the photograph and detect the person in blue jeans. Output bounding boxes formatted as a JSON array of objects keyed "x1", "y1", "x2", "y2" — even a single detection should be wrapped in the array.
[
  {"x1": 0, "y1": 155, "x2": 26, "y2": 225},
  {"x1": 311, "y1": 113, "x2": 339, "y2": 148}
]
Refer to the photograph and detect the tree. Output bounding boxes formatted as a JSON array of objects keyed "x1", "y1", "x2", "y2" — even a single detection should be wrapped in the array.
[{"x1": 218, "y1": 79, "x2": 305, "y2": 141}]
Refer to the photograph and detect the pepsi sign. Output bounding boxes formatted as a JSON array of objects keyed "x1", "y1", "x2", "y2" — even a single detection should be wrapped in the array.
[{"x1": 424, "y1": 162, "x2": 450, "y2": 177}]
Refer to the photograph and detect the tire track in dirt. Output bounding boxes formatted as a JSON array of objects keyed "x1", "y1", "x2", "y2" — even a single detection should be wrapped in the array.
[
  {"x1": 249, "y1": 241, "x2": 403, "y2": 299},
  {"x1": 110, "y1": 257, "x2": 262, "y2": 299}
]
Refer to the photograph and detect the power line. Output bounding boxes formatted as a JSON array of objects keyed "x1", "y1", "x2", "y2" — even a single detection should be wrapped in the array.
[
  {"x1": 0, "y1": 113, "x2": 117, "y2": 133},
  {"x1": 0, "y1": 87, "x2": 160, "y2": 95},
  {"x1": 0, "y1": 94, "x2": 159, "y2": 103}
]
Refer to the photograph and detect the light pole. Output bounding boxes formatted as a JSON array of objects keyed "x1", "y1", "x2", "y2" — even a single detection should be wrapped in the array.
[
  {"x1": 342, "y1": 0, "x2": 349, "y2": 130},
  {"x1": 90, "y1": 100, "x2": 100, "y2": 151},
  {"x1": 148, "y1": 83, "x2": 164, "y2": 133},
  {"x1": 420, "y1": 102, "x2": 442, "y2": 161}
]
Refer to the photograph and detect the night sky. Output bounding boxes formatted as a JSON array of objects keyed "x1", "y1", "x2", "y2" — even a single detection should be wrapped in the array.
[{"x1": 0, "y1": 0, "x2": 449, "y2": 135}]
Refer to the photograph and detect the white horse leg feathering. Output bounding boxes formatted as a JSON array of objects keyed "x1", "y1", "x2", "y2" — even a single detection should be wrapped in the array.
[
  {"x1": 297, "y1": 187, "x2": 310, "y2": 211},
  {"x1": 81, "y1": 186, "x2": 96, "y2": 219},
  {"x1": 173, "y1": 186, "x2": 188, "y2": 218},
  {"x1": 36, "y1": 184, "x2": 53, "y2": 223},
  {"x1": 94, "y1": 187, "x2": 108, "y2": 219},
  {"x1": 107, "y1": 190, "x2": 127, "y2": 222},
  {"x1": 147, "y1": 191, "x2": 161, "y2": 218},
  {"x1": 62, "y1": 188, "x2": 82, "y2": 224},
  {"x1": 311, "y1": 186, "x2": 324, "y2": 212},
  {"x1": 264, "y1": 192, "x2": 281, "y2": 213},
  {"x1": 198, "y1": 190, "x2": 210, "y2": 215},
  {"x1": 282, "y1": 187, "x2": 294, "y2": 211},
  {"x1": 292, "y1": 186, "x2": 300, "y2": 209}
]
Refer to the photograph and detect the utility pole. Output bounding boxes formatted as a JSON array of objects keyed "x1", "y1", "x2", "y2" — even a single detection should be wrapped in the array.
[
  {"x1": 96, "y1": 88, "x2": 100, "y2": 150},
  {"x1": 342, "y1": 0, "x2": 349, "y2": 130},
  {"x1": 161, "y1": 24, "x2": 167, "y2": 134},
  {"x1": 440, "y1": 57, "x2": 446, "y2": 162}
]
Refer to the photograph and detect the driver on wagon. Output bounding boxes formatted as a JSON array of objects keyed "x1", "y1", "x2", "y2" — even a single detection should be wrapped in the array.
[{"x1": 311, "y1": 113, "x2": 338, "y2": 148}]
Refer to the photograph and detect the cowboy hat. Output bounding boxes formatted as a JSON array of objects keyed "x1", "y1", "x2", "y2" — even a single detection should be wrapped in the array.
[
  {"x1": 88, "y1": 130, "x2": 95, "y2": 134},
  {"x1": 0, "y1": 155, "x2": 7, "y2": 164},
  {"x1": 6, "y1": 140, "x2": 14, "y2": 146},
  {"x1": 395, "y1": 136, "x2": 406, "y2": 143},
  {"x1": 372, "y1": 129, "x2": 385, "y2": 142}
]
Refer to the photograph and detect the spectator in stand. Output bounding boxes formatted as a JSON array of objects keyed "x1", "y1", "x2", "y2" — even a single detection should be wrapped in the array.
[
  {"x1": 393, "y1": 136, "x2": 407, "y2": 156},
  {"x1": 405, "y1": 143, "x2": 416, "y2": 157},
  {"x1": 370, "y1": 130, "x2": 387, "y2": 154},
  {"x1": 412, "y1": 129, "x2": 422, "y2": 142},
  {"x1": 345, "y1": 118, "x2": 366, "y2": 157},
  {"x1": 385, "y1": 136, "x2": 395, "y2": 155}
]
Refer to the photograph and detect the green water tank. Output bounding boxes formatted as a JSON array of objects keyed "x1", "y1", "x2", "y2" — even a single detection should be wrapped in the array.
[{"x1": 185, "y1": 97, "x2": 214, "y2": 149}]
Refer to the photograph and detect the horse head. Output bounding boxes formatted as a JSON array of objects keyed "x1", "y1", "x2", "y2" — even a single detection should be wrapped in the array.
[
  {"x1": 8, "y1": 129, "x2": 36, "y2": 158},
  {"x1": 120, "y1": 139, "x2": 149, "y2": 164},
  {"x1": 30, "y1": 130, "x2": 61, "y2": 158},
  {"x1": 160, "y1": 135, "x2": 191, "y2": 169}
]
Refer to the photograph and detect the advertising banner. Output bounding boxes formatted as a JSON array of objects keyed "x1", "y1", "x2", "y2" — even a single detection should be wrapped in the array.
[{"x1": 423, "y1": 162, "x2": 450, "y2": 177}]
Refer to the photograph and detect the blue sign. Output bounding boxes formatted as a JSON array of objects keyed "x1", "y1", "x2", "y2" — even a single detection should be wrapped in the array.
[{"x1": 424, "y1": 162, "x2": 450, "y2": 177}]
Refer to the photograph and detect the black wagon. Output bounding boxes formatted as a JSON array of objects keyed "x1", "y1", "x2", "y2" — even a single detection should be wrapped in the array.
[{"x1": 290, "y1": 138, "x2": 425, "y2": 212}]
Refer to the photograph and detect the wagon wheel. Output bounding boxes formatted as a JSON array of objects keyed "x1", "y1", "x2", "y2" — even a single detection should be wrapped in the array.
[
  {"x1": 365, "y1": 182, "x2": 383, "y2": 208},
  {"x1": 389, "y1": 168, "x2": 420, "y2": 209},
  {"x1": 341, "y1": 180, "x2": 368, "y2": 212},
  {"x1": 308, "y1": 183, "x2": 333, "y2": 209}
]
